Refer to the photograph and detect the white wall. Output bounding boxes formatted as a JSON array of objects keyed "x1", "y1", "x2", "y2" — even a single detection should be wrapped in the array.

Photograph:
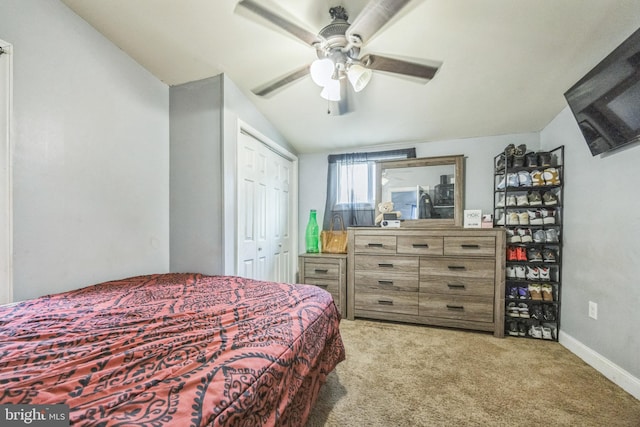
[
  {"x1": 298, "y1": 133, "x2": 538, "y2": 249},
  {"x1": 2, "y1": 0, "x2": 170, "y2": 301},
  {"x1": 541, "y1": 107, "x2": 640, "y2": 383}
]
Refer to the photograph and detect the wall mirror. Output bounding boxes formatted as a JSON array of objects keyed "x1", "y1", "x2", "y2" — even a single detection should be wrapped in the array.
[{"x1": 377, "y1": 155, "x2": 465, "y2": 227}]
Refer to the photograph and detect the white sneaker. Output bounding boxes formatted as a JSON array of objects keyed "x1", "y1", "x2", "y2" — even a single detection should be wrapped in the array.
[
  {"x1": 517, "y1": 212, "x2": 529, "y2": 225},
  {"x1": 515, "y1": 265, "x2": 526, "y2": 279},
  {"x1": 526, "y1": 266, "x2": 539, "y2": 280},
  {"x1": 507, "y1": 229, "x2": 521, "y2": 243},
  {"x1": 538, "y1": 266, "x2": 551, "y2": 280},
  {"x1": 516, "y1": 193, "x2": 529, "y2": 206},
  {"x1": 518, "y1": 228, "x2": 533, "y2": 243},
  {"x1": 507, "y1": 212, "x2": 519, "y2": 225},
  {"x1": 496, "y1": 193, "x2": 505, "y2": 207},
  {"x1": 506, "y1": 266, "x2": 516, "y2": 278},
  {"x1": 506, "y1": 194, "x2": 517, "y2": 207}
]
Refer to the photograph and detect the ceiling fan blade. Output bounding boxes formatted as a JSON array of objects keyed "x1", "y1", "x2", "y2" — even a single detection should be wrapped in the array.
[
  {"x1": 346, "y1": 0, "x2": 413, "y2": 45},
  {"x1": 252, "y1": 65, "x2": 310, "y2": 97},
  {"x1": 236, "y1": 0, "x2": 320, "y2": 47},
  {"x1": 361, "y1": 54, "x2": 440, "y2": 81}
]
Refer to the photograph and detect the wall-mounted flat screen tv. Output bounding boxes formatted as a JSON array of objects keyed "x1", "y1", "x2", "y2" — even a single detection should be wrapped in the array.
[{"x1": 564, "y1": 27, "x2": 640, "y2": 156}]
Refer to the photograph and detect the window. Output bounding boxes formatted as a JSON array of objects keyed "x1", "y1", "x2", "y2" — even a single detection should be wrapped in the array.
[{"x1": 323, "y1": 148, "x2": 416, "y2": 229}]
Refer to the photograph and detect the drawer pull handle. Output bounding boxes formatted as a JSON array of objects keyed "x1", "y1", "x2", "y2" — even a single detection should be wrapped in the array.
[
  {"x1": 447, "y1": 284, "x2": 466, "y2": 289},
  {"x1": 367, "y1": 243, "x2": 384, "y2": 247},
  {"x1": 461, "y1": 244, "x2": 480, "y2": 249},
  {"x1": 378, "y1": 280, "x2": 394, "y2": 286},
  {"x1": 447, "y1": 265, "x2": 466, "y2": 270},
  {"x1": 412, "y1": 243, "x2": 429, "y2": 248},
  {"x1": 378, "y1": 299, "x2": 394, "y2": 305},
  {"x1": 314, "y1": 269, "x2": 329, "y2": 274},
  {"x1": 378, "y1": 263, "x2": 394, "y2": 268},
  {"x1": 315, "y1": 284, "x2": 328, "y2": 289},
  {"x1": 446, "y1": 304, "x2": 464, "y2": 310}
]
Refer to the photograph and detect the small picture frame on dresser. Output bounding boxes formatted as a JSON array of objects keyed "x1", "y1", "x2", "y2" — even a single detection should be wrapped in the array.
[{"x1": 463, "y1": 209, "x2": 482, "y2": 228}]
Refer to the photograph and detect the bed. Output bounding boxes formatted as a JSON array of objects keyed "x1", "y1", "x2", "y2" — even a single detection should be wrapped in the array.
[{"x1": 0, "y1": 273, "x2": 345, "y2": 426}]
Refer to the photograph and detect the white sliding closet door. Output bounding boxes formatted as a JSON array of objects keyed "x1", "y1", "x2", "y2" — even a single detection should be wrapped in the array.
[
  {"x1": 237, "y1": 130, "x2": 294, "y2": 283},
  {"x1": 0, "y1": 41, "x2": 12, "y2": 305}
]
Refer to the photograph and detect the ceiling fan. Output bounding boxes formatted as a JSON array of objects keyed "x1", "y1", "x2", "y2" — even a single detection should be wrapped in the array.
[{"x1": 236, "y1": 0, "x2": 441, "y2": 114}]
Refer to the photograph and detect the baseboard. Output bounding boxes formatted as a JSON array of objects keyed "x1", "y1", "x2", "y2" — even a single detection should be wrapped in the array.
[{"x1": 559, "y1": 331, "x2": 640, "y2": 400}]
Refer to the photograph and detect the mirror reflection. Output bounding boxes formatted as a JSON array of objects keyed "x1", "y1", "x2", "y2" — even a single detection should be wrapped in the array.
[{"x1": 381, "y1": 165, "x2": 456, "y2": 219}]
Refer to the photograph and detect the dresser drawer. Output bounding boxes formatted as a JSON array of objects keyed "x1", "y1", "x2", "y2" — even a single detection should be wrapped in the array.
[
  {"x1": 355, "y1": 289, "x2": 418, "y2": 315},
  {"x1": 355, "y1": 235, "x2": 396, "y2": 254},
  {"x1": 355, "y1": 272, "x2": 418, "y2": 292},
  {"x1": 420, "y1": 257, "x2": 495, "y2": 280},
  {"x1": 304, "y1": 261, "x2": 340, "y2": 279},
  {"x1": 419, "y1": 276, "x2": 494, "y2": 297},
  {"x1": 419, "y1": 294, "x2": 494, "y2": 322},
  {"x1": 443, "y1": 237, "x2": 496, "y2": 257},
  {"x1": 355, "y1": 255, "x2": 418, "y2": 275},
  {"x1": 397, "y1": 236, "x2": 444, "y2": 255}
]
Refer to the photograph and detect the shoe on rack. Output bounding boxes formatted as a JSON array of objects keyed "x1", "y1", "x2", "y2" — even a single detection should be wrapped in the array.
[
  {"x1": 543, "y1": 168, "x2": 561, "y2": 185},
  {"x1": 506, "y1": 266, "x2": 516, "y2": 278},
  {"x1": 507, "y1": 211, "x2": 520, "y2": 225},
  {"x1": 541, "y1": 284, "x2": 554, "y2": 301},
  {"x1": 538, "y1": 266, "x2": 551, "y2": 280},
  {"x1": 515, "y1": 265, "x2": 526, "y2": 279},
  {"x1": 495, "y1": 153, "x2": 507, "y2": 173},
  {"x1": 517, "y1": 211, "x2": 529, "y2": 225},
  {"x1": 507, "y1": 246, "x2": 519, "y2": 261},
  {"x1": 507, "y1": 302, "x2": 520, "y2": 317},
  {"x1": 530, "y1": 304, "x2": 544, "y2": 320},
  {"x1": 543, "y1": 305, "x2": 557, "y2": 321},
  {"x1": 532, "y1": 229, "x2": 546, "y2": 243},
  {"x1": 518, "y1": 322, "x2": 527, "y2": 337},
  {"x1": 542, "y1": 326, "x2": 553, "y2": 340},
  {"x1": 528, "y1": 191, "x2": 542, "y2": 206},
  {"x1": 545, "y1": 228, "x2": 560, "y2": 243},
  {"x1": 525, "y1": 152, "x2": 539, "y2": 167},
  {"x1": 530, "y1": 170, "x2": 545, "y2": 186},
  {"x1": 518, "y1": 286, "x2": 529, "y2": 300},
  {"x1": 541, "y1": 208, "x2": 556, "y2": 224},
  {"x1": 528, "y1": 209, "x2": 543, "y2": 225},
  {"x1": 518, "y1": 228, "x2": 533, "y2": 243},
  {"x1": 507, "y1": 285, "x2": 519, "y2": 299},
  {"x1": 528, "y1": 283, "x2": 542, "y2": 300},
  {"x1": 518, "y1": 170, "x2": 532, "y2": 186},
  {"x1": 507, "y1": 320, "x2": 519, "y2": 336},
  {"x1": 542, "y1": 191, "x2": 558, "y2": 206},
  {"x1": 507, "y1": 228, "x2": 521, "y2": 243},
  {"x1": 526, "y1": 266, "x2": 540, "y2": 280},
  {"x1": 506, "y1": 194, "x2": 517, "y2": 206},
  {"x1": 507, "y1": 172, "x2": 520, "y2": 187},
  {"x1": 495, "y1": 212, "x2": 505, "y2": 226},
  {"x1": 513, "y1": 144, "x2": 527, "y2": 167},
  {"x1": 518, "y1": 302, "x2": 530, "y2": 318},
  {"x1": 496, "y1": 193, "x2": 505, "y2": 207},
  {"x1": 527, "y1": 247, "x2": 543, "y2": 262},
  {"x1": 538, "y1": 151, "x2": 552, "y2": 167},
  {"x1": 529, "y1": 325, "x2": 543, "y2": 339},
  {"x1": 543, "y1": 248, "x2": 557, "y2": 263},
  {"x1": 517, "y1": 246, "x2": 528, "y2": 261},
  {"x1": 516, "y1": 193, "x2": 529, "y2": 206},
  {"x1": 543, "y1": 322, "x2": 558, "y2": 340}
]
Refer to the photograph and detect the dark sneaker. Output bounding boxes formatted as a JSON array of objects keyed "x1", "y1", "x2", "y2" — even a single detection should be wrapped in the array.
[
  {"x1": 507, "y1": 302, "x2": 520, "y2": 317},
  {"x1": 518, "y1": 322, "x2": 527, "y2": 337},
  {"x1": 543, "y1": 305, "x2": 556, "y2": 321},
  {"x1": 530, "y1": 304, "x2": 544, "y2": 320},
  {"x1": 528, "y1": 191, "x2": 542, "y2": 206},
  {"x1": 543, "y1": 248, "x2": 557, "y2": 263},
  {"x1": 508, "y1": 320, "x2": 519, "y2": 336},
  {"x1": 518, "y1": 302, "x2": 530, "y2": 318},
  {"x1": 525, "y1": 152, "x2": 539, "y2": 167},
  {"x1": 538, "y1": 151, "x2": 552, "y2": 167},
  {"x1": 527, "y1": 247, "x2": 543, "y2": 262},
  {"x1": 518, "y1": 286, "x2": 529, "y2": 299},
  {"x1": 542, "y1": 191, "x2": 558, "y2": 206}
]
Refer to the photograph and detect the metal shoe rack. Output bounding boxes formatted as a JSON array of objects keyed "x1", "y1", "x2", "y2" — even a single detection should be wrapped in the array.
[{"x1": 493, "y1": 145, "x2": 564, "y2": 340}]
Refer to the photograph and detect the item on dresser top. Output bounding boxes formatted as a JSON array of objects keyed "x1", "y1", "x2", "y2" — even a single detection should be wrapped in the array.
[
  {"x1": 321, "y1": 214, "x2": 348, "y2": 254},
  {"x1": 306, "y1": 209, "x2": 320, "y2": 253}
]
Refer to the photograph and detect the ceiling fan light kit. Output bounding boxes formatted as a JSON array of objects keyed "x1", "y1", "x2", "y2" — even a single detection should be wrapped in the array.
[{"x1": 237, "y1": 0, "x2": 441, "y2": 113}]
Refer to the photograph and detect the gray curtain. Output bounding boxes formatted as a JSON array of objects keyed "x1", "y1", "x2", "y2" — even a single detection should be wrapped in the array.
[{"x1": 323, "y1": 148, "x2": 416, "y2": 230}]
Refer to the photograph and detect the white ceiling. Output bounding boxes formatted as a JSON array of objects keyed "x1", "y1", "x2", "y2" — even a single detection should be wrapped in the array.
[{"x1": 60, "y1": 0, "x2": 640, "y2": 154}]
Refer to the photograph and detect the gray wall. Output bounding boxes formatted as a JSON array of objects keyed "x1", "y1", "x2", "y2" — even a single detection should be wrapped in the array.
[
  {"x1": 2, "y1": 0, "x2": 170, "y2": 301},
  {"x1": 541, "y1": 107, "x2": 640, "y2": 380},
  {"x1": 169, "y1": 76, "x2": 224, "y2": 275},
  {"x1": 170, "y1": 74, "x2": 292, "y2": 276}
]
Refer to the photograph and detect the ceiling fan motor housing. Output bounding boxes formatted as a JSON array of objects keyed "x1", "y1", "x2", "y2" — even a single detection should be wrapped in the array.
[{"x1": 316, "y1": 6, "x2": 360, "y2": 61}]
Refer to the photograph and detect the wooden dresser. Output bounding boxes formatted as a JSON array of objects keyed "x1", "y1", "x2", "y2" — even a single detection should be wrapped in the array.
[
  {"x1": 347, "y1": 227, "x2": 506, "y2": 337},
  {"x1": 299, "y1": 253, "x2": 347, "y2": 318}
]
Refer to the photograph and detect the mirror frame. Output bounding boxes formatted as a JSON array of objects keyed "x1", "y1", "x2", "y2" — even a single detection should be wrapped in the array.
[{"x1": 376, "y1": 155, "x2": 465, "y2": 228}]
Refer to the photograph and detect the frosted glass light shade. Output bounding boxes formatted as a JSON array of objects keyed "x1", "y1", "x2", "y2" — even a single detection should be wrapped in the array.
[
  {"x1": 320, "y1": 78, "x2": 341, "y2": 101},
  {"x1": 310, "y1": 58, "x2": 334, "y2": 87},
  {"x1": 347, "y1": 64, "x2": 372, "y2": 92}
]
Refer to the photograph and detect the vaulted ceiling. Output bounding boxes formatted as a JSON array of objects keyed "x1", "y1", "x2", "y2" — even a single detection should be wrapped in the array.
[{"x1": 60, "y1": 0, "x2": 640, "y2": 153}]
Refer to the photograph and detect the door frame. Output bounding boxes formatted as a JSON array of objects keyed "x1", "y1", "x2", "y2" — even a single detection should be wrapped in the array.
[
  {"x1": 0, "y1": 39, "x2": 13, "y2": 304},
  {"x1": 234, "y1": 120, "x2": 298, "y2": 282}
]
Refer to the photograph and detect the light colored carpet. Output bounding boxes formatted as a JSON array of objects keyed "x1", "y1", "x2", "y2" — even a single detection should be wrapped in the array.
[{"x1": 306, "y1": 319, "x2": 640, "y2": 426}]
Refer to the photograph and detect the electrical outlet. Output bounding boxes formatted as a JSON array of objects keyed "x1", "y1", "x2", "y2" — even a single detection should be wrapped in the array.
[{"x1": 589, "y1": 301, "x2": 598, "y2": 320}]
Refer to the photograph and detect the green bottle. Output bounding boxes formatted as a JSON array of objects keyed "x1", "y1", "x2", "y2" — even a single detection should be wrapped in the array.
[{"x1": 305, "y1": 209, "x2": 319, "y2": 253}]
